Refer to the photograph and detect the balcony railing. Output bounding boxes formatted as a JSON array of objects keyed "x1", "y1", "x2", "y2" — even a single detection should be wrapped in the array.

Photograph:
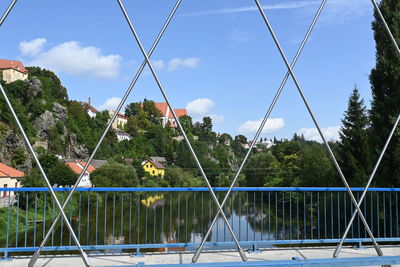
[{"x1": 1, "y1": 187, "x2": 399, "y2": 258}]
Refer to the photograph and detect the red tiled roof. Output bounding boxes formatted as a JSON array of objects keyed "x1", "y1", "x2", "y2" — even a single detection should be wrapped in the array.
[
  {"x1": 65, "y1": 161, "x2": 96, "y2": 175},
  {"x1": 0, "y1": 59, "x2": 28, "y2": 74},
  {"x1": 87, "y1": 104, "x2": 98, "y2": 113},
  {"x1": 154, "y1": 103, "x2": 187, "y2": 119},
  {"x1": 154, "y1": 103, "x2": 169, "y2": 117},
  {"x1": 0, "y1": 163, "x2": 25, "y2": 178},
  {"x1": 169, "y1": 109, "x2": 187, "y2": 119}
]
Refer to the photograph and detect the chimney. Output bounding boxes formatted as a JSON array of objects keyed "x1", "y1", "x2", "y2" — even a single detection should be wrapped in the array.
[{"x1": 88, "y1": 97, "x2": 91, "y2": 106}]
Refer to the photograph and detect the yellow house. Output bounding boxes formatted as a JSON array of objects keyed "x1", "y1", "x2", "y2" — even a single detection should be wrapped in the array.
[
  {"x1": 142, "y1": 160, "x2": 165, "y2": 177},
  {"x1": 0, "y1": 59, "x2": 28, "y2": 83}
]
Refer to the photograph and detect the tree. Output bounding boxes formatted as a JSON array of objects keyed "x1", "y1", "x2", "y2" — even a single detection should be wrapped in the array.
[
  {"x1": 91, "y1": 162, "x2": 139, "y2": 187},
  {"x1": 338, "y1": 87, "x2": 371, "y2": 186},
  {"x1": 179, "y1": 115, "x2": 193, "y2": 133},
  {"x1": 369, "y1": 0, "x2": 400, "y2": 186}
]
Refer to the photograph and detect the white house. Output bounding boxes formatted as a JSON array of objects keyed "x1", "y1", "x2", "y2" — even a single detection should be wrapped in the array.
[
  {"x1": 108, "y1": 110, "x2": 128, "y2": 130},
  {"x1": 65, "y1": 161, "x2": 96, "y2": 187},
  {"x1": 0, "y1": 163, "x2": 24, "y2": 198},
  {"x1": 0, "y1": 59, "x2": 28, "y2": 83},
  {"x1": 115, "y1": 129, "x2": 132, "y2": 142}
]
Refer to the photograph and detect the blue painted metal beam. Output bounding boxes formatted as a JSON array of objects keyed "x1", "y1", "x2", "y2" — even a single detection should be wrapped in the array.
[
  {"x1": 2, "y1": 187, "x2": 400, "y2": 192},
  {"x1": 127, "y1": 256, "x2": 400, "y2": 267}
]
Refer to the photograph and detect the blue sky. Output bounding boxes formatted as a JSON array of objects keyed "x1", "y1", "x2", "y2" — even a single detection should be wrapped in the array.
[{"x1": 0, "y1": 0, "x2": 378, "y2": 141}]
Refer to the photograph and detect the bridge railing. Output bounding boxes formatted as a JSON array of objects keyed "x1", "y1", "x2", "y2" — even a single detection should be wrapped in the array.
[{"x1": 0, "y1": 187, "x2": 399, "y2": 256}]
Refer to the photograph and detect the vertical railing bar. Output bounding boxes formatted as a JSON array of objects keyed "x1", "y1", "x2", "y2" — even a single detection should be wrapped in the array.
[
  {"x1": 357, "y1": 192, "x2": 360, "y2": 239},
  {"x1": 261, "y1": 192, "x2": 264, "y2": 241},
  {"x1": 178, "y1": 192, "x2": 181, "y2": 242},
  {"x1": 282, "y1": 192, "x2": 285, "y2": 240},
  {"x1": 95, "y1": 193, "x2": 99, "y2": 246},
  {"x1": 310, "y1": 192, "x2": 313, "y2": 240},
  {"x1": 129, "y1": 192, "x2": 132, "y2": 244},
  {"x1": 363, "y1": 192, "x2": 367, "y2": 238},
  {"x1": 371, "y1": 192, "x2": 373, "y2": 237},
  {"x1": 193, "y1": 192, "x2": 196, "y2": 243},
  {"x1": 16, "y1": 192, "x2": 20, "y2": 247},
  {"x1": 162, "y1": 193, "x2": 165, "y2": 243},
  {"x1": 138, "y1": 193, "x2": 141, "y2": 244},
  {"x1": 350, "y1": 194, "x2": 354, "y2": 238},
  {"x1": 25, "y1": 193, "x2": 29, "y2": 247},
  {"x1": 86, "y1": 191, "x2": 91, "y2": 244},
  {"x1": 248, "y1": 192, "x2": 250, "y2": 241},
  {"x1": 169, "y1": 193, "x2": 172, "y2": 241},
  {"x1": 330, "y1": 192, "x2": 333, "y2": 239},
  {"x1": 324, "y1": 192, "x2": 327, "y2": 239},
  {"x1": 186, "y1": 192, "x2": 188, "y2": 242},
  {"x1": 6, "y1": 193, "x2": 11, "y2": 249},
  {"x1": 317, "y1": 192, "x2": 320, "y2": 239},
  {"x1": 104, "y1": 193, "x2": 107, "y2": 245},
  {"x1": 377, "y1": 192, "x2": 380, "y2": 237},
  {"x1": 144, "y1": 192, "x2": 149, "y2": 244},
  {"x1": 153, "y1": 193, "x2": 156, "y2": 244},
  {"x1": 112, "y1": 193, "x2": 116, "y2": 244},
  {"x1": 396, "y1": 192, "x2": 398, "y2": 238},
  {"x1": 231, "y1": 191, "x2": 234, "y2": 242},
  {"x1": 69, "y1": 193, "x2": 73, "y2": 246},
  {"x1": 304, "y1": 192, "x2": 306, "y2": 240},
  {"x1": 344, "y1": 193, "x2": 347, "y2": 236},
  {"x1": 34, "y1": 193, "x2": 37, "y2": 247},
  {"x1": 43, "y1": 193, "x2": 47, "y2": 240},
  {"x1": 338, "y1": 192, "x2": 340, "y2": 239},
  {"x1": 296, "y1": 193, "x2": 299, "y2": 240},
  {"x1": 201, "y1": 192, "x2": 204, "y2": 240},
  {"x1": 121, "y1": 193, "x2": 125, "y2": 239},
  {"x1": 383, "y1": 192, "x2": 386, "y2": 237},
  {"x1": 239, "y1": 192, "x2": 242, "y2": 242},
  {"x1": 275, "y1": 192, "x2": 278, "y2": 240},
  {"x1": 78, "y1": 192, "x2": 82, "y2": 243},
  {"x1": 51, "y1": 194, "x2": 55, "y2": 246},
  {"x1": 254, "y1": 191, "x2": 256, "y2": 242},
  {"x1": 289, "y1": 192, "x2": 292, "y2": 240},
  {"x1": 390, "y1": 192, "x2": 392, "y2": 238},
  {"x1": 60, "y1": 192, "x2": 64, "y2": 246}
]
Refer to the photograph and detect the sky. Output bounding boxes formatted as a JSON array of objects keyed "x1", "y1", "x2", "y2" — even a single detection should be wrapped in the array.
[{"x1": 0, "y1": 0, "x2": 379, "y2": 142}]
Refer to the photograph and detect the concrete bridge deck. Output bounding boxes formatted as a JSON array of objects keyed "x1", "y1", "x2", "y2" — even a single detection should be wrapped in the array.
[{"x1": 1, "y1": 246, "x2": 400, "y2": 267}]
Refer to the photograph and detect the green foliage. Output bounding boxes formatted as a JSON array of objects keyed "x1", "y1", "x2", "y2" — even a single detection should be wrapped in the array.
[
  {"x1": 91, "y1": 162, "x2": 139, "y2": 187},
  {"x1": 338, "y1": 87, "x2": 371, "y2": 186},
  {"x1": 369, "y1": 0, "x2": 400, "y2": 187}
]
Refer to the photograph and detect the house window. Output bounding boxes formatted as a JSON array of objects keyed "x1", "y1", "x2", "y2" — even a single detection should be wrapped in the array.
[
  {"x1": 3, "y1": 184, "x2": 7, "y2": 198},
  {"x1": 152, "y1": 171, "x2": 155, "y2": 175}
]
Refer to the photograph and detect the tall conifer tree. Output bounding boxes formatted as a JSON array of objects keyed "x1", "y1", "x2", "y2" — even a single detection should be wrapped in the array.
[
  {"x1": 369, "y1": 0, "x2": 400, "y2": 186},
  {"x1": 339, "y1": 87, "x2": 371, "y2": 186}
]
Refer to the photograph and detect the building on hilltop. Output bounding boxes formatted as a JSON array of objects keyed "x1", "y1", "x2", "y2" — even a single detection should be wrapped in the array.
[
  {"x1": 115, "y1": 129, "x2": 131, "y2": 142},
  {"x1": 142, "y1": 159, "x2": 165, "y2": 177},
  {"x1": 108, "y1": 110, "x2": 128, "y2": 130},
  {"x1": 154, "y1": 102, "x2": 187, "y2": 128},
  {"x1": 0, "y1": 59, "x2": 28, "y2": 83},
  {"x1": 65, "y1": 160, "x2": 96, "y2": 187},
  {"x1": 82, "y1": 97, "x2": 99, "y2": 118},
  {"x1": 0, "y1": 163, "x2": 24, "y2": 198}
]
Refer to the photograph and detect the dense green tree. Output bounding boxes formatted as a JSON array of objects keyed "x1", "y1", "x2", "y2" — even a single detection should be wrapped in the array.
[
  {"x1": 91, "y1": 162, "x2": 139, "y2": 187},
  {"x1": 339, "y1": 87, "x2": 371, "y2": 186},
  {"x1": 369, "y1": 0, "x2": 400, "y2": 186},
  {"x1": 243, "y1": 151, "x2": 278, "y2": 186}
]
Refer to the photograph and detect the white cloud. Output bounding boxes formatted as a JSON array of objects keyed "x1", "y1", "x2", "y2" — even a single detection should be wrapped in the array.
[
  {"x1": 186, "y1": 98, "x2": 215, "y2": 117},
  {"x1": 99, "y1": 97, "x2": 122, "y2": 111},
  {"x1": 321, "y1": 0, "x2": 371, "y2": 26},
  {"x1": 152, "y1": 60, "x2": 165, "y2": 70},
  {"x1": 23, "y1": 39, "x2": 122, "y2": 79},
  {"x1": 210, "y1": 114, "x2": 224, "y2": 124},
  {"x1": 297, "y1": 126, "x2": 341, "y2": 142},
  {"x1": 167, "y1": 57, "x2": 199, "y2": 72},
  {"x1": 238, "y1": 118, "x2": 285, "y2": 135},
  {"x1": 182, "y1": 1, "x2": 320, "y2": 17},
  {"x1": 19, "y1": 38, "x2": 47, "y2": 56}
]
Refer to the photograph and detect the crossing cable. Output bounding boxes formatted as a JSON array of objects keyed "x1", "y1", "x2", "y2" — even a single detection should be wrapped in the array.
[
  {"x1": 191, "y1": 0, "x2": 327, "y2": 262},
  {"x1": 116, "y1": 0, "x2": 247, "y2": 261},
  {"x1": 333, "y1": 0, "x2": 400, "y2": 259},
  {"x1": 253, "y1": 0, "x2": 383, "y2": 257},
  {"x1": 27, "y1": 1, "x2": 184, "y2": 266},
  {"x1": 0, "y1": 1, "x2": 91, "y2": 266}
]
